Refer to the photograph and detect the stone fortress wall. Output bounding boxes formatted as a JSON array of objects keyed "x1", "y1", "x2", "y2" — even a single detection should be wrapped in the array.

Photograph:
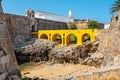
[
  {"x1": 4, "y1": 13, "x2": 68, "y2": 46},
  {"x1": 35, "y1": 18, "x2": 68, "y2": 30},
  {"x1": 5, "y1": 14, "x2": 31, "y2": 46},
  {"x1": 0, "y1": 2, "x2": 21, "y2": 79}
]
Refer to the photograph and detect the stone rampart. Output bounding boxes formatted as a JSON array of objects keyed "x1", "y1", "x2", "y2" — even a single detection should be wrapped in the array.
[
  {"x1": 0, "y1": 13, "x2": 21, "y2": 80},
  {"x1": 36, "y1": 18, "x2": 68, "y2": 30},
  {"x1": 5, "y1": 13, "x2": 31, "y2": 46},
  {"x1": 4, "y1": 13, "x2": 68, "y2": 46}
]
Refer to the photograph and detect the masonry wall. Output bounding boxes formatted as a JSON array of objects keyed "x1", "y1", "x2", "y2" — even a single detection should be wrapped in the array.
[
  {"x1": 5, "y1": 13, "x2": 31, "y2": 46},
  {"x1": 36, "y1": 18, "x2": 68, "y2": 30},
  {"x1": 4, "y1": 14, "x2": 68, "y2": 46},
  {"x1": 0, "y1": 13, "x2": 21, "y2": 79}
]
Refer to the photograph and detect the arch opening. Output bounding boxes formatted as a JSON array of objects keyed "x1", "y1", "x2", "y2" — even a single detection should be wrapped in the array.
[
  {"x1": 82, "y1": 34, "x2": 91, "y2": 42},
  {"x1": 52, "y1": 34, "x2": 62, "y2": 44},
  {"x1": 31, "y1": 25, "x2": 35, "y2": 32},
  {"x1": 40, "y1": 34, "x2": 48, "y2": 39},
  {"x1": 66, "y1": 34, "x2": 77, "y2": 45}
]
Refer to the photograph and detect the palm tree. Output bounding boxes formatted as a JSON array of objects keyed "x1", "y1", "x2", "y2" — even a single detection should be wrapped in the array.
[{"x1": 110, "y1": 0, "x2": 120, "y2": 13}]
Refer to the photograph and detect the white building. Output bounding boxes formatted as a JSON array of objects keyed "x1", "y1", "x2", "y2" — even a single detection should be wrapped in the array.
[
  {"x1": 34, "y1": 10, "x2": 74, "y2": 23},
  {"x1": 104, "y1": 23, "x2": 110, "y2": 29}
]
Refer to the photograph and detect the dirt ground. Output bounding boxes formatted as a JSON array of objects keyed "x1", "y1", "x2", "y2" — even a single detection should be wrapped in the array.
[{"x1": 20, "y1": 63, "x2": 96, "y2": 79}]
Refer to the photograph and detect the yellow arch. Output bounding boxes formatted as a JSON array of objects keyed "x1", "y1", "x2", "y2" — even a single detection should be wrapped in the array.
[
  {"x1": 52, "y1": 34, "x2": 62, "y2": 44},
  {"x1": 65, "y1": 33, "x2": 77, "y2": 45},
  {"x1": 52, "y1": 34, "x2": 62, "y2": 41},
  {"x1": 39, "y1": 34, "x2": 48, "y2": 39},
  {"x1": 82, "y1": 33, "x2": 91, "y2": 42}
]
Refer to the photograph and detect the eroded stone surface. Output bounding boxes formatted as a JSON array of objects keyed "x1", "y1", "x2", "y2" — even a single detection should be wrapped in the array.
[
  {"x1": 0, "y1": 2, "x2": 21, "y2": 79},
  {"x1": 95, "y1": 11, "x2": 120, "y2": 67}
]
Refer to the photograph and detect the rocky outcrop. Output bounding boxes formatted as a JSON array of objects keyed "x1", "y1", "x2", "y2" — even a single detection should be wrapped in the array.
[
  {"x1": 49, "y1": 41, "x2": 99, "y2": 64},
  {"x1": 14, "y1": 39, "x2": 55, "y2": 64},
  {"x1": 15, "y1": 39, "x2": 99, "y2": 65}
]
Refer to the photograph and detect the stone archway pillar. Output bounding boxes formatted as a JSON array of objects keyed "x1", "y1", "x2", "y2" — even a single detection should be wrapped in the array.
[
  {"x1": 62, "y1": 34, "x2": 65, "y2": 45},
  {"x1": 90, "y1": 34, "x2": 95, "y2": 41},
  {"x1": 38, "y1": 31, "x2": 40, "y2": 39},
  {"x1": 77, "y1": 35, "x2": 82, "y2": 45},
  {"x1": 48, "y1": 34, "x2": 51, "y2": 41},
  {"x1": 64, "y1": 35, "x2": 69, "y2": 45}
]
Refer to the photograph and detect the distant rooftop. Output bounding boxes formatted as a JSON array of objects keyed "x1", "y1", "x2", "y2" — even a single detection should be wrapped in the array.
[
  {"x1": 74, "y1": 19, "x2": 90, "y2": 22},
  {"x1": 35, "y1": 11, "x2": 70, "y2": 18}
]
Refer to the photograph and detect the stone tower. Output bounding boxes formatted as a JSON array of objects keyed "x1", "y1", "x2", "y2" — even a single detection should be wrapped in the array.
[
  {"x1": 26, "y1": 8, "x2": 35, "y2": 19},
  {"x1": 0, "y1": 0, "x2": 21, "y2": 79},
  {"x1": 69, "y1": 10, "x2": 73, "y2": 18},
  {"x1": 26, "y1": 8, "x2": 38, "y2": 31}
]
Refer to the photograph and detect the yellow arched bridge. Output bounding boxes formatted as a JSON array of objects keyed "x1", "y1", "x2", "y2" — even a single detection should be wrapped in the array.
[{"x1": 31, "y1": 29, "x2": 98, "y2": 45}]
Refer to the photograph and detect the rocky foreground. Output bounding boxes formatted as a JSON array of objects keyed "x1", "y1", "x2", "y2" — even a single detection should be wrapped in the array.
[{"x1": 14, "y1": 39, "x2": 102, "y2": 67}]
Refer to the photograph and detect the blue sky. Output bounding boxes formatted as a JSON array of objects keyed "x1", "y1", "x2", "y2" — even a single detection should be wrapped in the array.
[{"x1": 2, "y1": 0, "x2": 115, "y2": 23}]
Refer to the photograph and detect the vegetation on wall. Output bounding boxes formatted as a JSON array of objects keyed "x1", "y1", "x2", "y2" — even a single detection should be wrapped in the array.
[
  {"x1": 87, "y1": 20, "x2": 98, "y2": 29},
  {"x1": 69, "y1": 23, "x2": 77, "y2": 29},
  {"x1": 68, "y1": 23, "x2": 77, "y2": 42}
]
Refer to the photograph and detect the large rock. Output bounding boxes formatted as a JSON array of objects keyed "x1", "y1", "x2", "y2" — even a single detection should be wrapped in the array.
[
  {"x1": 49, "y1": 41, "x2": 99, "y2": 64},
  {"x1": 14, "y1": 39, "x2": 55, "y2": 64}
]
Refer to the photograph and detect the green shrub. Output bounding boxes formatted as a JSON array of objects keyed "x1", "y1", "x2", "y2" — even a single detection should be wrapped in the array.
[
  {"x1": 70, "y1": 34, "x2": 77, "y2": 42},
  {"x1": 69, "y1": 23, "x2": 77, "y2": 29},
  {"x1": 88, "y1": 20, "x2": 98, "y2": 29},
  {"x1": 83, "y1": 34, "x2": 90, "y2": 42}
]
